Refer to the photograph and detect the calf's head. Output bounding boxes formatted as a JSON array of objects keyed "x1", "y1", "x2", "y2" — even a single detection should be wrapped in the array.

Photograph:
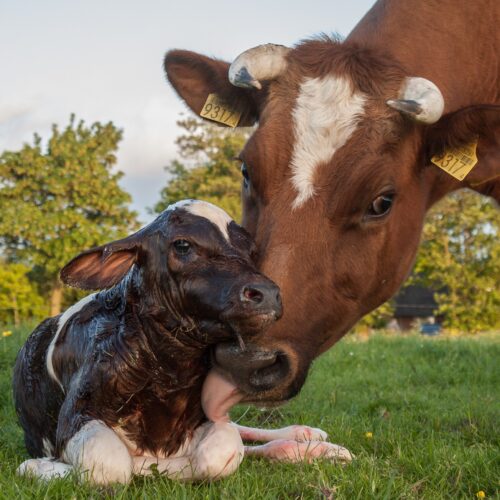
[
  {"x1": 60, "y1": 199, "x2": 282, "y2": 346},
  {"x1": 164, "y1": 39, "x2": 500, "y2": 403}
]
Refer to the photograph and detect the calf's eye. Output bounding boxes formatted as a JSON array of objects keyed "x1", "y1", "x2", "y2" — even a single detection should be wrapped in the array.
[
  {"x1": 366, "y1": 193, "x2": 394, "y2": 219},
  {"x1": 173, "y1": 239, "x2": 191, "y2": 255}
]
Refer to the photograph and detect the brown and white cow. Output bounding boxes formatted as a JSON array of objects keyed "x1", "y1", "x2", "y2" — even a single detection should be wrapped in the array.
[{"x1": 164, "y1": 0, "x2": 500, "y2": 413}]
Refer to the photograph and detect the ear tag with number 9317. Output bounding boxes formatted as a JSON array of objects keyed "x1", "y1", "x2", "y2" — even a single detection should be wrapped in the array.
[
  {"x1": 431, "y1": 140, "x2": 479, "y2": 181},
  {"x1": 199, "y1": 94, "x2": 242, "y2": 128}
]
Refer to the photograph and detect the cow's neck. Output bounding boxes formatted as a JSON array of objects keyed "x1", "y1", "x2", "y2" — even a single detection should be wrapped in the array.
[{"x1": 348, "y1": 0, "x2": 499, "y2": 110}]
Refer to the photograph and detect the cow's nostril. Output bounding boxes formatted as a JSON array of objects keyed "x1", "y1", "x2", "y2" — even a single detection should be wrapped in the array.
[{"x1": 241, "y1": 286, "x2": 264, "y2": 304}]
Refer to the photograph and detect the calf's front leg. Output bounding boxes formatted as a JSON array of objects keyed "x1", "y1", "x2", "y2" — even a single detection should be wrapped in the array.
[
  {"x1": 232, "y1": 423, "x2": 352, "y2": 463},
  {"x1": 233, "y1": 423, "x2": 328, "y2": 443},
  {"x1": 133, "y1": 422, "x2": 244, "y2": 481},
  {"x1": 245, "y1": 439, "x2": 353, "y2": 463}
]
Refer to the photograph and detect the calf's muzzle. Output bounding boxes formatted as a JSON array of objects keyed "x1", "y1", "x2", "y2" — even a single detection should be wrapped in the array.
[{"x1": 239, "y1": 282, "x2": 282, "y2": 317}]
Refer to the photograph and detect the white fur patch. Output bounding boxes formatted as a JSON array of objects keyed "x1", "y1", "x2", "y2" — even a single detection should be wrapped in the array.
[
  {"x1": 191, "y1": 422, "x2": 244, "y2": 479},
  {"x1": 46, "y1": 293, "x2": 97, "y2": 391},
  {"x1": 290, "y1": 75, "x2": 366, "y2": 208},
  {"x1": 62, "y1": 420, "x2": 132, "y2": 484},
  {"x1": 42, "y1": 437, "x2": 55, "y2": 458},
  {"x1": 168, "y1": 199, "x2": 233, "y2": 241},
  {"x1": 17, "y1": 458, "x2": 73, "y2": 480}
]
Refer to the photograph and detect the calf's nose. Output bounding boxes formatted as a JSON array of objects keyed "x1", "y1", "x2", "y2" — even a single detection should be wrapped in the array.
[{"x1": 240, "y1": 283, "x2": 282, "y2": 318}]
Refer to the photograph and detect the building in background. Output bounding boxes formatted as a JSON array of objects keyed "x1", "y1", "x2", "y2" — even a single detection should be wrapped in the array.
[{"x1": 393, "y1": 285, "x2": 439, "y2": 331}]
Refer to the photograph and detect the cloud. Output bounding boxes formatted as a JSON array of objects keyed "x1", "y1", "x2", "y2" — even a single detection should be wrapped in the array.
[{"x1": 0, "y1": 103, "x2": 34, "y2": 125}]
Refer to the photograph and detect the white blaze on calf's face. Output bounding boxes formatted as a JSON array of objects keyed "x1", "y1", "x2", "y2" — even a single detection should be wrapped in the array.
[
  {"x1": 167, "y1": 199, "x2": 233, "y2": 241},
  {"x1": 290, "y1": 75, "x2": 366, "y2": 208}
]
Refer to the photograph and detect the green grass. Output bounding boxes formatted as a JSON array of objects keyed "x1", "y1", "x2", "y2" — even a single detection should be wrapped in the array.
[{"x1": 1, "y1": 326, "x2": 498, "y2": 499}]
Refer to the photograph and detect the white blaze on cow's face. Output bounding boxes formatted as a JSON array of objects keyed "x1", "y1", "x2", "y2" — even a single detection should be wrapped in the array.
[
  {"x1": 290, "y1": 75, "x2": 367, "y2": 208},
  {"x1": 167, "y1": 199, "x2": 233, "y2": 241}
]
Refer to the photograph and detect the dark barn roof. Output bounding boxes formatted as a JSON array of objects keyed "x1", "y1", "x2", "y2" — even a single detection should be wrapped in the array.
[{"x1": 394, "y1": 285, "x2": 438, "y2": 318}]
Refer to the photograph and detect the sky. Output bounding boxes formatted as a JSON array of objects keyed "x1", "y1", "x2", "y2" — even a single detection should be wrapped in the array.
[{"x1": 0, "y1": 0, "x2": 375, "y2": 222}]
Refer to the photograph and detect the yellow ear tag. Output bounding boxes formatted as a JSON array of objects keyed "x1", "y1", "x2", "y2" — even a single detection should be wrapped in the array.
[
  {"x1": 431, "y1": 140, "x2": 479, "y2": 181},
  {"x1": 199, "y1": 94, "x2": 242, "y2": 128}
]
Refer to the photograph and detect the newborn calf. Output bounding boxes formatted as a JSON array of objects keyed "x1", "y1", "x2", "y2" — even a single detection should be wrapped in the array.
[{"x1": 13, "y1": 200, "x2": 351, "y2": 484}]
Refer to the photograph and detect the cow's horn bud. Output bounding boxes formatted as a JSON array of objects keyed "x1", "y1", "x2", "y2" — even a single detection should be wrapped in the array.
[
  {"x1": 228, "y1": 44, "x2": 291, "y2": 90},
  {"x1": 387, "y1": 77, "x2": 444, "y2": 124}
]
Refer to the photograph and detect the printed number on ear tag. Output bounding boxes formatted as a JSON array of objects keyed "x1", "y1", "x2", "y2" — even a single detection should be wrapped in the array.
[
  {"x1": 431, "y1": 140, "x2": 479, "y2": 181},
  {"x1": 200, "y1": 94, "x2": 242, "y2": 128}
]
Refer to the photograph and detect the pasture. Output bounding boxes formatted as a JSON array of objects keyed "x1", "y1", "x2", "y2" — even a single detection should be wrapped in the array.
[{"x1": 0, "y1": 327, "x2": 498, "y2": 499}]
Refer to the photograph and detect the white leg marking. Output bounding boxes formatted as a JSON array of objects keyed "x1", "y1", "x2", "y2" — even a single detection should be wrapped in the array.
[
  {"x1": 245, "y1": 439, "x2": 353, "y2": 463},
  {"x1": 234, "y1": 423, "x2": 328, "y2": 443},
  {"x1": 167, "y1": 199, "x2": 233, "y2": 241},
  {"x1": 133, "y1": 422, "x2": 244, "y2": 481},
  {"x1": 290, "y1": 75, "x2": 366, "y2": 208},
  {"x1": 17, "y1": 458, "x2": 73, "y2": 481},
  {"x1": 62, "y1": 420, "x2": 132, "y2": 485},
  {"x1": 46, "y1": 293, "x2": 97, "y2": 391}
]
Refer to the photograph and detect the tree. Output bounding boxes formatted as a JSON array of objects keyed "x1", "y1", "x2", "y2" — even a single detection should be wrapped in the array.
[
  {"x1": 153, "y1": 117, "x2": 251, "y2": 220},
  {"x1": 412, "y1": 190, "x2": 500, "y2": 332},
  {"x1": 0, "y1": 115, "x2": 138, "y2": 315},
  {"x1": 0, "y1": 262, "x2": 46, "y2": 326}
]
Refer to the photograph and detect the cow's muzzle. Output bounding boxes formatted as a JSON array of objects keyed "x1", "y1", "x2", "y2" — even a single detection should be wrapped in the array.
[{"x1": 213, "y1": 342, "x2": 292, "y2": 395}]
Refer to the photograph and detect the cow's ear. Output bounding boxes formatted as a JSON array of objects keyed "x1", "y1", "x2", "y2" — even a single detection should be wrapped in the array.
[
  {"x1": 60, "y1": 237, "x2": 138, "y2": 290},
  {"x1": 164, "y1": 50, "x2": 260, "y2": 127},
  {"x1": 425, "y1": 105, "x2": 500, "y2": 195}
]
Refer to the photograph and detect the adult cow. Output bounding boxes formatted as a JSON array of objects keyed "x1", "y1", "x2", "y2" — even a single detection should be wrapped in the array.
[{"x1": 164, "y1": 0, "x2": 499, "y2": 413}]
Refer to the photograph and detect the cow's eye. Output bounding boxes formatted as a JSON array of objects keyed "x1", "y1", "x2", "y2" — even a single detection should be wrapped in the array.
[
  {"x1": 366, "y1": 193, "x2": 394, "y2": 219},
  {"x1": 241, "y1": 162, "x2": 250, "y2": 188},
  {"x1": 173, "y1": 239, "x2": 191, "y2": 255}
]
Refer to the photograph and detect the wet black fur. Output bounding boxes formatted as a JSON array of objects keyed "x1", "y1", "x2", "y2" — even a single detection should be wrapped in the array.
[{"x1": 13, "y1": 206, "x2": 280, "y2": 459}]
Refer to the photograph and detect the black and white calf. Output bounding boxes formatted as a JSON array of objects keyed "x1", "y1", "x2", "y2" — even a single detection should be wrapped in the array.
[{"x1": 14, "y1": 200, "x2": 351, "y2": 484}]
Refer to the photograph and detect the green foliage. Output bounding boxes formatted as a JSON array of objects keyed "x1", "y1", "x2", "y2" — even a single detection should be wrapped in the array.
[
  {"x1": 0, "y1": 262, "x2": 45, "y2": 326},
  {"x1": 412, "y1": 190, "x2": 500, "y2": 332},
  {"x1": 356, "y1": 301, "x2": 394, "y2": 331},
  {"x1": 0, "y1": 115, "x2": 138, "y2": 314},
  {"x1": 153, "y1": 117, "x2": 250, "y2": 220}
]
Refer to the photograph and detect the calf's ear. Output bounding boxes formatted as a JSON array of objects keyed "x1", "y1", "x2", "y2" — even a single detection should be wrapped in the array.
[
  {"x1": 60, "y1": 237, "x2": 138, "y2": 290},
  {"x1": 164, "y1": 50, "x2": 260, "y2": 126},
  {"x1": 425, "y1": 105, "x2": 500, "y2": 197}
]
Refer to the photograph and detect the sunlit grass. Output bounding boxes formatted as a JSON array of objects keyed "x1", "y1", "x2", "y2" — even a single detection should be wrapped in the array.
[{"x1": 1, "y1": 326, "x2": 498, "y2": 499}]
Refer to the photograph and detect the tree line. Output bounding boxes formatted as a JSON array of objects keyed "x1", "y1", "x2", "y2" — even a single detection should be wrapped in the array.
[{"x1": 0, "y1": 115, "x2": 498, "y2": 332}]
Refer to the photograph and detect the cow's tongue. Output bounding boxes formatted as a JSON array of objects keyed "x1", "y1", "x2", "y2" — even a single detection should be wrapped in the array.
[{"x1": 201, "y1": 369, "x2": 244, "y2": 422}]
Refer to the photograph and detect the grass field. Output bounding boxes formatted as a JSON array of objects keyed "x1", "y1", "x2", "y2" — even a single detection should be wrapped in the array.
[{"x1": 0, "y1": 326, "x2": 498, "y2": 499}]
